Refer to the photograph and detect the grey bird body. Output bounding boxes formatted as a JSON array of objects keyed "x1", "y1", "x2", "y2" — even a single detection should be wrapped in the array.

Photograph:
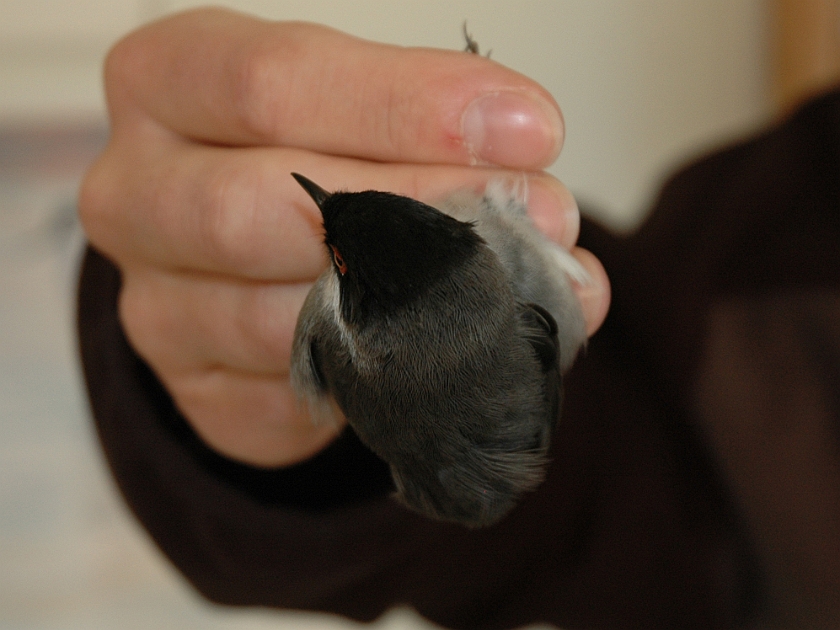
[{"x1": 290, "y1": 176, "x2": 588, "y2": 526}]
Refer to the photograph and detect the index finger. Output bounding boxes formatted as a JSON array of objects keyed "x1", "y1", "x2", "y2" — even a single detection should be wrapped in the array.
[{"x1": 105, "y1": 7, "x2": 564, "y2": 169}]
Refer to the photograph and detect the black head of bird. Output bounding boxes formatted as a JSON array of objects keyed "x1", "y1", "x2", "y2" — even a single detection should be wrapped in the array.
[{"x1": 292, "y1": 172, "x2": 485, "y2": 326}]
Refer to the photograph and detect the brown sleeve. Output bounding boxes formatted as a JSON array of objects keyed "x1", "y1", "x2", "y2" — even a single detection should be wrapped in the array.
[{"x1": 604, "y1": 87, "x2": 840, "y2": 627}]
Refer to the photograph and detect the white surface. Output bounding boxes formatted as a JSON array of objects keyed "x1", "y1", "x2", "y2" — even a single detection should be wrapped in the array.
[{"x1": 0, "y1": 0, "x2": 771, "y2": 229}]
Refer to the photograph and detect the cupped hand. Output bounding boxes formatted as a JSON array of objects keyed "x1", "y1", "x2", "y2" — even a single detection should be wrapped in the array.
[{"x1": 78, "y1": 7, "x2": 610, "y2": 467}]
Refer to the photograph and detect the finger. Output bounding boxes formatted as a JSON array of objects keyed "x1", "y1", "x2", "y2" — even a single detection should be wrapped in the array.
[
  {"x1": 523, "y1": 176, "x2": 581, "y2": 249},
  {"x1": 167, "y1": 368, "x2": 343, "y2": 467},
  {"x1": 118, "y1": 267, "x2": 309, "y2": 376},
  {"x1": 570, "y1": 247, "x2": 612, "y2": 336},
  {"x1": 81, "y1": 141, "x2": 579, "y2": 280},
  {"x1": 106, "y1": 7, "x2": 563, "y2": 169}
]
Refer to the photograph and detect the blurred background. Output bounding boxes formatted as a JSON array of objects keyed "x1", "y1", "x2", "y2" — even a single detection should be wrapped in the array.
[{"x1": 1, "y1": 1, "x2": 838, "y2": 628}]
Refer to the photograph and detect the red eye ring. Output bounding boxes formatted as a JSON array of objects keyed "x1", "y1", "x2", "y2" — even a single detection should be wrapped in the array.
[{"x1": 329, "y1": 244, "x2": 348, "y2": 275}]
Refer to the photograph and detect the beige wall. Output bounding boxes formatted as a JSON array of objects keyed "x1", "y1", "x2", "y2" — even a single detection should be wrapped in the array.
[{"x1": 0, "y1": 0, "x2": 772, "y2": 229}]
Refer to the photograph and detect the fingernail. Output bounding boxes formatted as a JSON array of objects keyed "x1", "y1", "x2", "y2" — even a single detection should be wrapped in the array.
[{"x1": 462, "y1": 91, "x2": 563, "y2": 168}]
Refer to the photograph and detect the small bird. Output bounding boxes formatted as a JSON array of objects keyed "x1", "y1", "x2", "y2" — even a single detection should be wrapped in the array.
[{"x1": 290, "y1": 174, "x2": 589, "y2": 527}]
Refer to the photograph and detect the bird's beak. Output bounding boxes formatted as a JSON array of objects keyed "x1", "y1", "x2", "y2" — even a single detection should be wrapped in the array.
[{"x1": 291, "y1": 173, "x2": 331, "y2": 210}]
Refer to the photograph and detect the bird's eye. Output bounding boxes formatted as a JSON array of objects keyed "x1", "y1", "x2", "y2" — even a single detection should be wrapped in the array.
[{"x1": 329, "y1": 244, "x2": 348, "y2": 275}]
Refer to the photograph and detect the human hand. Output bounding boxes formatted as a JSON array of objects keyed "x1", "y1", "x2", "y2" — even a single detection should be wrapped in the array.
[{"x1": 78, "y1": 7, "x2": 610, "y2": 467}]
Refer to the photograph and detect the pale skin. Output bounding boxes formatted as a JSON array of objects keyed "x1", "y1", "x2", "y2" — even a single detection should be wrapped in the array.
[{"x1": 78, "y1": 7, "x2": 611, "y2": 468}]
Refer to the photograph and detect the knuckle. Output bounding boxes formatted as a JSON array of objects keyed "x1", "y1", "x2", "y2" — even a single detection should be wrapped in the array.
[
  {"x1": 77, "y1": 156, "x2": 114, "y2": 242},
  {"x1": 382, "y1": 75, "x2": 417, "y2": 159},
  {"x1": 101, "y1": 36, "x2": 132, "y2": 95},
  {"x1": 382, "y1": 85, "x2": 404, "y2": 158},
  {"x1": 244, "y1": 285, "x2": 293, "y2": 363},
  {"x1": 200, "y1": 161, "x2": 263, "y2": 270},
  {"x1": 230, "y1": 37, "x2": 291, "y2": 140},
  {"x1": 102, "y1": 30, "x2": 148, "y2": 107}
]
